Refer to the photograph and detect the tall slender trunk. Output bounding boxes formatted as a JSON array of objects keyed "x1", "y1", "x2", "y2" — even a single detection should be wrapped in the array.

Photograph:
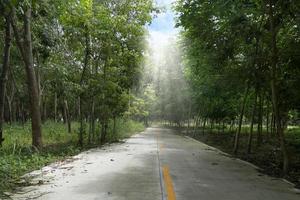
[
  {"x1": 229, "y1": 120, "x2": 234, "y2": 132},
  {"x1": 77, "y1": 97, "x2": 80, "y2": 120},
  {"x1": 88, "y1": 100, "x2": 95, "y2": 144},
  {"x1": 6, "y1": 94, "x2": 12, "y2": 124},
  {"x1": 21, "y1": 103, "x2": 25, "y2": 125},
  {"x1": 222, "y1": 121, "x2": 225, "y2": 134},
  {"x1": 43, "y1": 100, "x2": 47, "y2": 122},
  {"x1": 257, "y1": 90, "x2": 263, "y2": 147},
  {"x1": 270, "y1": 111, "x2": 275, "y2": 135},
  {"x1": 193, "y1": 115, "x2": 200, "y2": 135},
  {"x1": 100, "y1": 122, "x2": 108, "y2": 145},
  {"x1": 202, "y1": 117, "x2": 207, "y2": 136},
  {"x1": 210, "y1": 119, "x2": 214, "y2": 133},
  {"x1": 64, "y1": 100, "x2": 71, "y2": 133},
  {"x1": 247, "y1": 89, "x2": 258, "y2": 154},
  {"x1": 234, "y1": 84, "x2": 249, "y2": 154},
  {"x1": 62, "y1": 104, "x2": 67, "y2": 124},
  {"x1": 11, "y1": 7, "x2": 42, "y2": 148},
  {"x1": 54, "y1": 92, "x2": 57, "y2": 122},
  {"x1": 113, "y1": 117, "x2": 116, "y2": 136},
  {"x1": 78, "y1": 97, "x2": 84, "y2": 147},
  {"x1": 12, "y1": 98, "x2": 16, "y2": 123},
  {"x1": 268, "y1": 0, "x2": 289, "y2": 174},
  {"x1": 78, "y1": 28, "x2": 90, "y2": 147},
  {"x1": 266, "y1": 101, "x2": 270, "y2": 138},
  {"x1": 187, "y1": 102, "x2": 192, "y2": 133},
  {"x1": 0, "y1": 15, "x2": 12, "y2": 146},
  {"x1": 218, "y1": 121, "x2": 221, "y2": 134},
  {"x1": 35, "y1": 53, "x2": 42, "y2": 110}
]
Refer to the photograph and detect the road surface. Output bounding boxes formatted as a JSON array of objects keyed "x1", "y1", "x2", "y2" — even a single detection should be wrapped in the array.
[{"x1": 11, "y1": 128, "x2": 300, "y2": 200}]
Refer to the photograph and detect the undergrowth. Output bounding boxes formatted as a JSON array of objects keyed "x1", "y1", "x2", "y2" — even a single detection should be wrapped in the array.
[{"x1": 0, "y1": 119, "x2": 144, "y2": 196}]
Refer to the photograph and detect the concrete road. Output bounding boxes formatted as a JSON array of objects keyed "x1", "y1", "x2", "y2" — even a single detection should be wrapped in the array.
[{"x1": 11, "y1": 128, "x2": 300, "y2": 200}]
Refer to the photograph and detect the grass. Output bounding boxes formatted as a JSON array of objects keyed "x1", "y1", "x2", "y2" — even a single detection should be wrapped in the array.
[
  {"x1": 106, "y1": 118, "x2": 145, "y2": 142},
  {"x1": 0, "y1": 119, "x2": 144, "y2": 197},
  {"x1": 1, "y1": 121, "x2": 79, "y2": 152}
]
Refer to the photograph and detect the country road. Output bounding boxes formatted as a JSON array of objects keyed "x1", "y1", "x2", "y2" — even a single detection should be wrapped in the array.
[{"x1": 11, "y1": 128, "x2": 300, "y2": 200}]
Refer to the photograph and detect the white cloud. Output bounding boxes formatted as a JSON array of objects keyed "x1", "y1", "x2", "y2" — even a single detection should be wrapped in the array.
[
  {"x1": 156, "y1": 0, "x2": 176, "y2": 5},
  {"x1": 146, "y1": 0, "x2": 179, "y2": 70},
  {"x1": 148, "y1": 0, "x2": 178, "y2": 33},
  {"x1": 149, "y1": 30, "x2": 177, "y2": 47},
  {"x1": 147, "y1": 30, "x2": 178, "y2": 67}
]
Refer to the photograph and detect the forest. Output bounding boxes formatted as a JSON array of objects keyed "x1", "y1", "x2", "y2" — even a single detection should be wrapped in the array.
[
  {"x1": 0, "y1": 0, "x2": 300, "y2": 197},
  {"x1": 137, "y1": 0, "x2": 300, "y2": 188},
  {"x1": 169, "y1": 0, "x2": 300, "y2": 186},
  {"x1": 0, "y1": 0, "x2": 156, "y2": 194}
]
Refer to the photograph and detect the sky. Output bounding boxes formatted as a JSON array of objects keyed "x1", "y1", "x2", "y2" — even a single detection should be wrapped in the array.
[
  {"x1": 147, "y1": 0, "x2": 178, "y2": 65},
  {"x1": 149, "y1": 0, "x2": 177, "y2": 35}
]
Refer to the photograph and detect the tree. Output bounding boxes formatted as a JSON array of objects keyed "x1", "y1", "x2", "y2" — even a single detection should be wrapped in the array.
[
  {"x1": 0, "y1": 9, "x2": 12, "y2": 146},
  {"x1": 0, "y1": 0, "x2": 155, "y2": 148},
  {"x1": 11, "y1": 4, "x2": 43, "y2": 149},
  {"x1": 175, "y1": 0, "x2": 300, "y2": 174}
]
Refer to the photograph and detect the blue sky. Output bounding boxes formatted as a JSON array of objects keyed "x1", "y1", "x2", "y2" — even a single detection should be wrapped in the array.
[
  {"x1": 147, "y1": 0, "x2": 178, "y2": 70},
  {"x1": 148, "y1": 0, "x2": 177, "y2": 34},
  {"x1": 147, "y1": 0, "x2": 178, "y2": 54}
]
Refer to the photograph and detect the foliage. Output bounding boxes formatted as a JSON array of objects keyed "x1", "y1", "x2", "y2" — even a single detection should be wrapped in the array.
[
  {"x1": 174, "y1": 0, "x2": 300, "y2": 173},
  {"x1": 0, "y1": 119, "x2": 144, "y2": 195},
  {"x1": 0, "y1": 0, "x2": 155, "y2": 146},
  {"x1": 0, "y1": 0, "x2": 153, "y2": 194}
]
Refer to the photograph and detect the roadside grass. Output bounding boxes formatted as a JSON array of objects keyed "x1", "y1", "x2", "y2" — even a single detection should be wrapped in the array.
[
  {"x1": 0, "y1": 119, "x2": 144, "y2": 197},
  {"x1": 106, "y1": 118, "x2": 145, "y2": 142}
]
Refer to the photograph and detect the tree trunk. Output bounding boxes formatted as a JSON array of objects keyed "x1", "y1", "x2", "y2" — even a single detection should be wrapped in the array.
[
  {"x1": 222, "y1": 121, "x2": 225, "y2": 134},
  {"x1": 88, "y1": 100, "x2": 95, "y2": 144},
  {"x1": 11, "y1": 7, "x2": 42, "y2": 148},
  {"x1": 78, "y1": 28, "x2": 90, "y2": 147},
  {"x1": 268, "y1": 0, "x2": 289, "y2": 174},
  {"x1": 266, "y1": 101, "x2": 270, "y2": 139},
  {"x1": 187, "y1": 102, "x2": 192, "y2": 133},
  {"x1": 113, "y1": 117, "x2": 116, "y2": 136},
  {"x1": 62, "y1": 104, "x2": 67, "y2": 124},
  {"x1": 100, "y1": 122, "x2": 108, "y2": 145},
  {"x1": 0, "y1": 15, "x2": 12, "y2": 146},
  {"x1": 234, "y1": 84, "x2": 249, "y2": 154},
  {"x1": 229, "y1": 120, "x2": 234, "y2": 132},
  {"x1": 21, "y1": 103, "x2": 25, "y2": 125},
  {"x1": 54, "y1": 92, "x2": 57, "y2": 122},
  {"x1": 247, "y1": 89, "x2": 258, "y2": 154},
  {"x1": 210, "y1": 119, "x2": 214, "y2": 134},
  {"x1": 193, "y1": 115, "x2": 200, "y2": 135},
  {"x1": 78, "y1": 96, "x2": 84, "y2": 147},
  {"x1": 35, "y1": 53, "x2": 42, "y2": 109},
  {"x1": 64, "y1": 100, "x2": 71, "y2": 133},
  {"x1": 202, "y1": 118, "x2": 207, "y2": 136},
  {"x1": 257, "y1": 90, "x2": 263, "y2": 147},
  {"x1": 218, "y1": 121, "x2": 221, "y2": 134},
  {"x1": 91, "y1": 103, "x2": 95, "y2": 142},
  {"x1": 6, "y1": 94, "x2": 12, "y2": 124},
  {"x1": 271, "y1": 111, "x2": 275, "y2": 135},
  {"x1": 43, "y1": 99, "x2": 47, "y2": 122}
]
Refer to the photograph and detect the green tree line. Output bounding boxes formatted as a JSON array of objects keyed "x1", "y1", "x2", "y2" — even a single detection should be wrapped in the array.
[
  {"x1": 174, "y1": 0, "x2": 300, "y2": 174},
  {"x1": 0, "y1": 0, "x2": 155, "y2": 149}
]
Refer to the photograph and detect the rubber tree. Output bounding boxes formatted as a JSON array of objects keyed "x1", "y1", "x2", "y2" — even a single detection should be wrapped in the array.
[
  {"x1": 267, "y1": 0, "x2": 289, "y2": 174},
  {"x1": 11, "y1": 6, "x2": 43, "y2": 149},
  {"x1": 0, "y1": 12, "x2": 12, "y2": 147}
]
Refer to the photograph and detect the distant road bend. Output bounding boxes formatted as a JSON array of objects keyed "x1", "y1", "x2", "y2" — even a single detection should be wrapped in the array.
[{"x1": 12, "y1": 128, "x2": 300, "y2": 200}]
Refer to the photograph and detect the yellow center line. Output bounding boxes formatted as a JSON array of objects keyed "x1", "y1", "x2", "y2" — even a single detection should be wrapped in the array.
[{"x1": 162, "y1": 166, "x2": 176, "y2": 200}]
